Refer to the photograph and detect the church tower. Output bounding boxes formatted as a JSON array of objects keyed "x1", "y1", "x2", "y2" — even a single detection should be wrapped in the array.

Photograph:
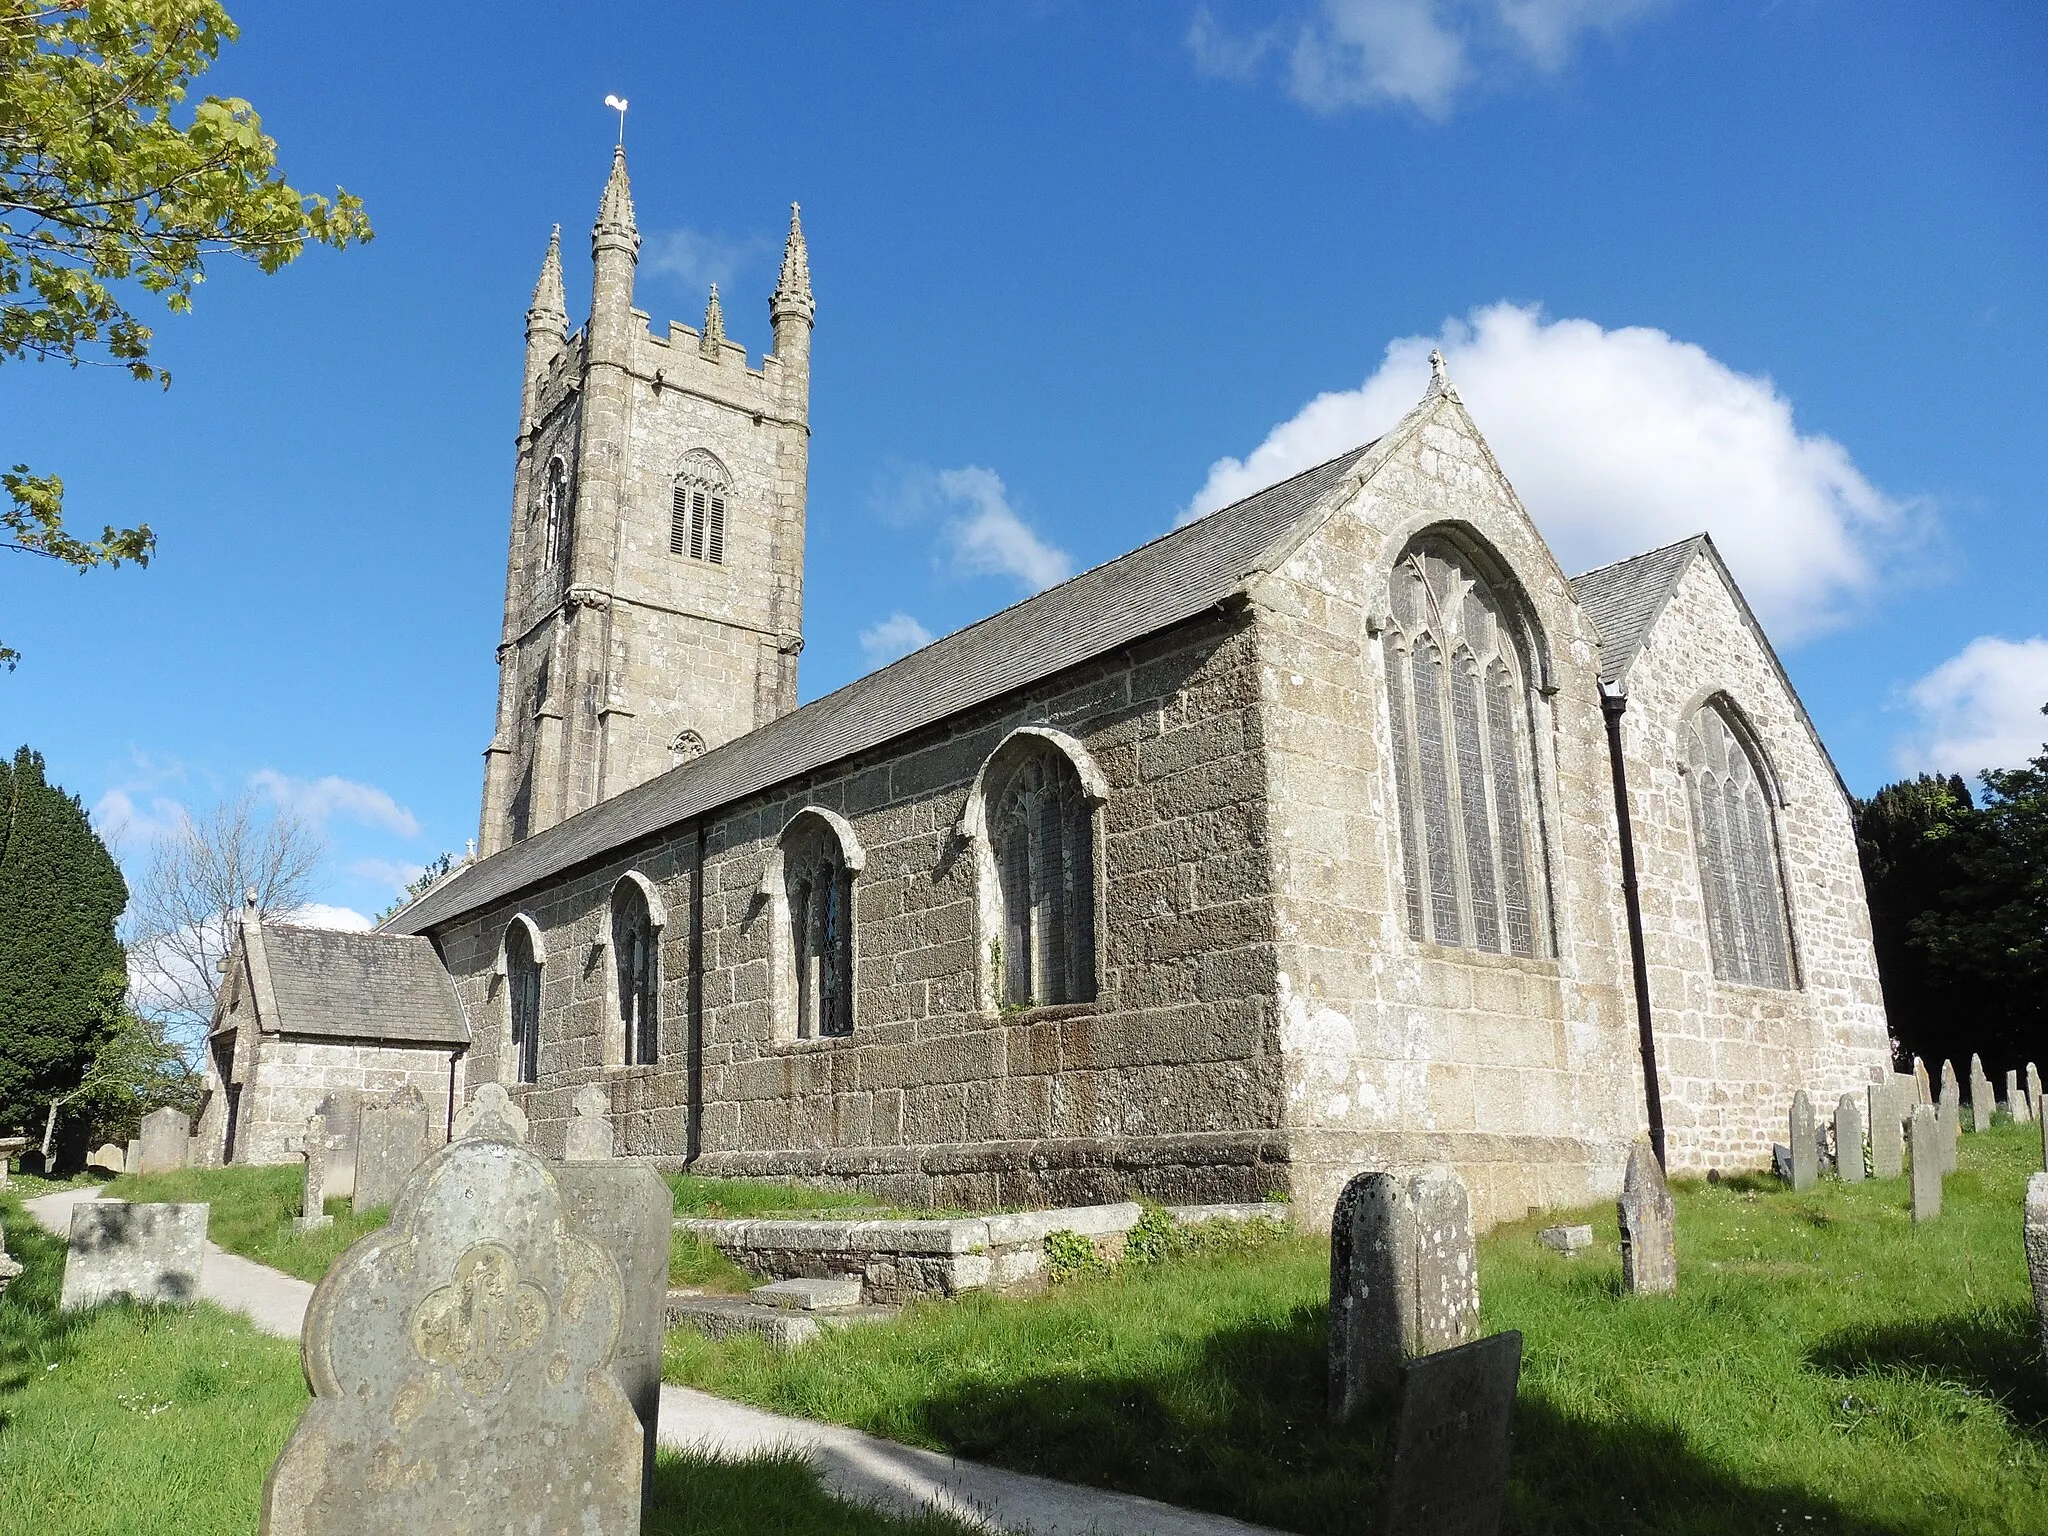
[{"x1": 479, "y1": 147, "x2": 814, "y2": 855}]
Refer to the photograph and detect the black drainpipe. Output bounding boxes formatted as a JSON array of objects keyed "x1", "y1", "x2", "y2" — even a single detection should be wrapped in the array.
[
  {"x1": 1601, "y1": 682, "x2": 1667, "y2": 1170},
  {"x1": 687, "y1": 821, "x2": 706, "y2": 1163}
]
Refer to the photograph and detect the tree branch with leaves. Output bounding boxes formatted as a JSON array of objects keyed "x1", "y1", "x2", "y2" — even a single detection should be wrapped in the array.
[{"x1": 2, "y1": 0, "x2": 372, "y2": 666}]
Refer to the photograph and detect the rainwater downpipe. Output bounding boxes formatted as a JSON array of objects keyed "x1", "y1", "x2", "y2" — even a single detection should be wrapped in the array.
[{"x1": 1601, "y1": 681, "x2": 1667, "y2": 1170}]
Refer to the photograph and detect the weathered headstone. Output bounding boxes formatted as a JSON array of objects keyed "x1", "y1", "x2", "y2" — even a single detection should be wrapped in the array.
[
  {"x1": 86, "y1": 1142, "x2": 125, "y2": 1175},
  {"x1": 60, "y1": 1200, "x2": 208, "y2": 1310},
  {"x1": 2028, "y1": 1063, "x2": 2043, "y2": 1124},
  {"x1": 258, "y1": 1132, "x2": 642, "y2": 1533},
  {"x1": 2007, "y1": 1070, "x2": 2029, "y2": 1124},
  {"x1": 1328, "y1": 1167, "x2": 1480, "y2": 1421},
  {"x1": 136, "y1": 1107, "x2": 192, "y2": 1175},
  {"x1": 452, "y1": 1081, "x2": 529, "y2": 1144},
  {"x1": 565, "y1": 1082, "x2": 615, "y2": 1162},
  {"x1": 556, "y1": 1159, "x2": 674, "y2": 1509},
  {"x1": 0, "y1": 1217, "x2": 23, "y2": 1296},
  {"x1": 1912, "y1": 1057, "x2": 1933, "y2": 1105},
  {"x1": 1372, "y1": 1331, "x2": 1522, "y2": 1536},
  {"x1": 1909, "y1": 1106, "x2": 1941, "y2": 1223},
  {"x1": 1937, "y1": 1067, "x2": 1961, "y2": 1175},
  {"x1": 1788, "y1": 1092, "x2": 1818, "y2": 1191},
  {"x1": 1618, "y1": 1139, "x2": 1676, "y2": 1295},
  {"x1": 1833, "y1": 1094, "x2": 1865, "y2": 1183},
  {"x1": 1537, "y1": 1224, "x2": 1592, "y2": 1256},
  {"x1": 296, "y1": 1114, "x2": 333, "y2": 1232},
  {"x1": 1969, "y1": 1055, "x2": 1995, "y2": 1133},
  {"x1": 1869, "y1": 1082, "x2": 1904, "y2": 1180},
  {"x1": 2025, "y1": 1174, "x2": 2048, "y2": 1370},
  {"x1": 315, "y1": 1090, "x2": 361, "y2": 1202},
  {"x1": 124, "y1": 1137, "x2": 142, "y2": 1175},
  {"x1": 352, "y1": 1085, "x2": 431, "y2": 1215}
]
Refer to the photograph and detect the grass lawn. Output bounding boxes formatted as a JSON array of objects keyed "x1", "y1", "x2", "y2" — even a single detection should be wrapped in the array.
[
  {"x1": 0, "y1": 1187, "x2": 978, "y2": 1535},
  {"x1": 665, "y1": 1120, "x2": 2048, "y2": 1536},
  {"x1": 106, "y1": 1164, "x2": 388, "y2": 1286}
]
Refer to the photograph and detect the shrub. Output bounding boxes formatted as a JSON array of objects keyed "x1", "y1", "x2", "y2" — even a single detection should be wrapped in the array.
[{"x1": 1044, "y1": 1228, "x2": 1106, "y2": 1283}]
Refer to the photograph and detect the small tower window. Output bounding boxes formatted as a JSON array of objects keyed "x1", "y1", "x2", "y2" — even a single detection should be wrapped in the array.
[
  {"x1": 542, "y1": 458, "x2": 571, "y2": 572},
  {"x1": 671, "y1": 450, "x2": 730, "y2": 566}
]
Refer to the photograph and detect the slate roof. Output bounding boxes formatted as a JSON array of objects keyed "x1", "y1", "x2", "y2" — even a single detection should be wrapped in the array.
[
  {"x1": 1567, "y1": 535, "x2": 1707, "y2": 685},
  {"x1": 257, "y1": 925, "x2": 471, "y2": 1044},
  {"x1": 387, "y1": 443, "x2": 1376, "y2": 935}
]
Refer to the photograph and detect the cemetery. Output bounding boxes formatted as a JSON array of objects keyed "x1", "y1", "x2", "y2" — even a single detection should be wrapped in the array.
[{"x1": 2, "y1": 1084, "x2": 2044, "y2": 1534}]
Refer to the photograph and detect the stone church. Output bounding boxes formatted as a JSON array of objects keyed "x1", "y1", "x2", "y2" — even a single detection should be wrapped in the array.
[{"x1": 361, "y1": 144, "x2": 1890, "y2": 1226}]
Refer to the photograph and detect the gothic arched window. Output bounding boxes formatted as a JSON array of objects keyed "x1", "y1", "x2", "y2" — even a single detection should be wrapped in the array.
[
  {"x1": 1684, "y1": 701, "x2": 1795, "y2": 989},
  {"x1": 770, "y1": 811, "x2": 860, "y2": 1040},
  {"x1": 542, "y1": 458, "x2": 571, "y2": 572},
  {"x1": 671, "y1": 450, "x2": 729, "y2": 565},
  {"x1": 986, "y1": 740, "x2": 1098, "y2": 1007},
  {"x1": 611, "y1": 878, "x2": 660, "y2": 1064},
  {"x1": 505, "y1": 918, "x2": 543, "y2": 1085},
  {"x1": 1382, "y1": 534, "x2": 1547, "y2": 957}
]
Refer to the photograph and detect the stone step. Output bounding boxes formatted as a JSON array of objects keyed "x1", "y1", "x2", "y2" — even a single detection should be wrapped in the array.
[{"x1": 665, "y1": 1289, "x2": 898, "y2": 1350}]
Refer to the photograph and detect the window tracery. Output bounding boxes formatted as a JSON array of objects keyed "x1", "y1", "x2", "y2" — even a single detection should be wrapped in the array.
[
  {"x1": 1683, "y1": 701, "x2": 1794, "y2": 989},
  {"x1": 505, "y1": 919, "x2": 542, "y2": 1084},
  {"x1": 1382, "y1": 535, "x2": 1547, "y2": 957},
  {"x1": 772, "y1": 813, "x2": 856, "y2": 1039},
  {"x1": 986, "y1": 741, "x2": 1097, "y2": 1007},
  {"x1": 541, "y1": 458, "x2": 571, "y2": 573},
  {"x1": 611, "y1": 878, "x2": 660, "y2": 1064}
]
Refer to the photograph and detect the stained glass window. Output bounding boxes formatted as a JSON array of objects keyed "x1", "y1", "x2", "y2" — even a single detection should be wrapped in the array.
[
  {"x1": 506, "y1": 921, "x2": 542, "y2": 1084},
  {"x1": 1683, "y1": 703, "x2": 1794, "y2": 989},
  {"x1": 989, "y1": 742, "x2": 1096, "y2": 1007},
  {"x1": 1381, "y1": 537, "x2": 1547, "y2": 957},
  {"x1": 611, "y1": 880, "x2": 659, "y2": 1064},
  {"x1": 781, "y1": 817, "x2": 854, "y2": 1037}
]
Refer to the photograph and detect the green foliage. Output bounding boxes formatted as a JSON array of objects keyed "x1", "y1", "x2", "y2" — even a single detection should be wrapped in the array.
[
  {"x1": 1, "y1": 0, "x2": 372, "y2": 666},
  {"x1": 373, "y1": 849, "x2": 458, "y2": 923},
  {"x1": 1042, "y1": 1228, "x2": 1106, "y2": 1283},
  {"x1": 1122, "y1": 1205, "x2": 1183, "y2": 1266},
  {"x1": 669, "y1": 1127, "x2": 2047, "y2": 1535},
  {"x1": 1857, "y1": 712, "x2": 2048, "y2": 1075},
  {"x1": 0, "y1": 744, "x2": 128, "y2": 1137}
]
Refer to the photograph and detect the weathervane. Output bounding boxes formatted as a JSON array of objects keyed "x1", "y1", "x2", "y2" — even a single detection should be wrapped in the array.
[{"x1": 604, "y1": 93, "x2": 629, "y2": 145}]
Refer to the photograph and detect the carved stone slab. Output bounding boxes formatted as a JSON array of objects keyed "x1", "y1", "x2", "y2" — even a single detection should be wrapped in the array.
[
  {"x1": 1788, "y1": 1092, "x2": 1817, "y2": 1191},
  {"x1": 1869, "y1": 1083, "x2": 1904, "y2": 1180},
  {"x1": 556, "y1": 1160, "x2": 673, "y2": 1510},
  {"x1": 2025, "y1": 1174, "x2": 2048, "y2": 1371},
  {"x1": 137, "y1": 1107, "x2": 192, "y2": 1175},
  {"x1": 60, "y1": 1201, "x2": 208, "y2": 1310},
  {"x1": 1618, "y1": 1139, "x2": 1676, "y2": 1295},
  {"x1": 297, "y1": 1114, "x2": 333, "y2": 1232},
  {"x1": 1374, "y1": 1329, "x2": 1522, "y2": 1536},
  {"x1": 565, "y1": 1082, "x2": 615, "y2": 1162},
  {"x1": 1835, "y1": 1094, "x2": 1866, "y2": 1184},
  {"x1": 1910, "y1": 1105, "x2": 1941, "y2": 1223},
  {"x1": 1329, "y1": 1167, "x2": 1479, "y2": 1421},
  {"x1": 352, "y1": 1086, "x2": 431, "y2": 1215},
  {"x1": 452, "y1": 1082, "x2": 529, "y2": 1145},
  {"x1": 1938, "y1": 1062, "x2": 1961, "y2": 1174},
  {"x1": 260, "y1": 1136, "x2": 641, "y2": 1534}
]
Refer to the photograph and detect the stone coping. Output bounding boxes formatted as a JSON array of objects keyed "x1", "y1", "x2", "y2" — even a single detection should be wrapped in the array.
[{"x1": 676, "y1": 1200, "x2": 1283, "y2": 1255}]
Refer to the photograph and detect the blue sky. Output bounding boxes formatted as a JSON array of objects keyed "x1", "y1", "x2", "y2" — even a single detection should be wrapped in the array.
[{"x1": 5, "y1": 1, "x2": 2044, "y2": 925}]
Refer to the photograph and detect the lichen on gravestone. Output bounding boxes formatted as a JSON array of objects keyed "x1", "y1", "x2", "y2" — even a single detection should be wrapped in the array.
[
  {"x1": 1327, "y1": 1167, "x2": 1479, "y2": 1421},
  {"x1": 452, "y1": 1082, "x2": 528, "y2": 1145},
  {"x1": 2025, "y1": 1174, "x2": 2048, "y2": 1373},
  {"x1": 1869, "y1": 1082, "x2": 1904, "y2": 1180},
  {"x1": 1835, "y1": 1094, "x2": 1866, "y2": 1185},
  {"x1": 1618, "y1": 1138, "x2": 1676, "y2": 1296},
  {"x1": 259, "y1": 1135, "x2": 641, "y2": 1534},
  {"x1": 1788, "y1": 1092, "x2": 1818, "y2": 1191},
  {"x1": 1909, "y1": 1106, "x2": 1942, "y2": 1224},
  {"x1": 565, "y1": 1082, "x2": 615, "y2": 1162}
]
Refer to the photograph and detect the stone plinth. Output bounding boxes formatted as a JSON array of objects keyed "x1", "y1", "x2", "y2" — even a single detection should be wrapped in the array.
[{"x1": 60, "y1": 1201, "x2": 208, "y2": 1310}]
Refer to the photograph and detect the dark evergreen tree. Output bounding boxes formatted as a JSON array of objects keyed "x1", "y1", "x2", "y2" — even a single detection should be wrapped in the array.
[
  {"x1": 0, "y1": 745, "x2": 129, "y2": 1135},
  {"x1": 1855, "y1": 773, "x2": 1975, "y2": 1069}
]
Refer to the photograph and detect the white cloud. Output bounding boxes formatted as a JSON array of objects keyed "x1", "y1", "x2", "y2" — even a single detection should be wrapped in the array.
[
  {"x1": 1895, "y1": 637, "x2": 2048, "y2": 778},
  {"x1": 1195, "y1": 0, "x2": 1663, "y2": 118},
  {"x1": 93, "y1": 787, "x2": 189, "y2": 851},
  {"x1": 350, "y1": 857, "x2": 428, "y2": 891},
  {"x1": 251, "y1": 769, "x2": 420, "y2": 838},
  {"x1": 643, "y1": 227, "x2": 773, "y2": 294},
  {"x1": 286, "y1": 902, "x2": 375, "y2": 933},
  {"x1": 1183, "y1": 302, "x2": 1916, "y2": 644},
  {"x1": 877, "y1": 463, "x2": 1074, "y2": 594},
  {"x1": 859, "y1": 612, "x2": 936, "y2": 668}
]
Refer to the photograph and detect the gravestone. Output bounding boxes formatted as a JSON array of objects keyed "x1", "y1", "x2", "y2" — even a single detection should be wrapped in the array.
[
  {"x1": 87, "y1": 1143, "x2": 125, "y2": 1175},
  {"x1": 1788, "y1": 1092, "x2": 1818, "y2": 1191},
  {"x1": 1909, "y1": 1106, "x2": 1941, "y2": 1223},
  {"x1": 556, "y1": 1160, "x2": 673, "y2": 1509},
  {"x1": 1328, "y1": 1167, "x2": 1480, "y2": 1421},
  {"x1": 352, "y1": 1085, "x2": 431, "y2": 1215},
  {"x1": 60, "y1": 1200, "x2": 208, "y2": 1310},
  {"x1": 125, "y1": 1137, "x2": 142, "y2": 1175},
  {"x1": 2029, "y1": 1064, "x2": 2043, "y2": 1123},
  {"x1": 1537, "y1": 1224, "x2": 1592, "y2": 1256},
  {"x1": 258, "y1": 1131, "x2": 642, "y2": 1534},
  {"x1": 0, "y1": 1135, "x2": 24, "y2": 1187},
  {"x1": 452, "y1": 1082, "x2": 529, "y2": 1144},
  {"x1": 2025, "y1": 1174, "x2": 2048, "y2": 1370},
  {"x1": 565, "y1": 1082, "x2": 615, "y2": 1162},
  {"x1": 1617, "y1": 1139, "x2": 1676, "y2": 1295},
  {"x1": 1834, "y1": 1094, "x2": 1866, "y2": 1184},
  {"x1": 0, "y1": 1217, "x2": 22, "y2": 1296},
  {"x1": 296, "y1": 1115, "x2": 333, "y2": 1232},
  {"x1": 137, "y1": 1107, "x2": 192, "y2": 1175},
  {"x1": 1970, "y1": 1055, "x2": 1995, "y2": 1133},
  {"x1": 2007, "y1": 1070, "x2": 2028, "y2": 1124},
  {"x1": 315, "y1": 1090, "x2": 361, "y2": 1202},
  {"x1": 1937, "y1": 1069, "x2": 1961, "y2": 1175},
  {"x1": 1912, "y1": 1057, "x2": 1933, "y2": 1106},
  {"x1": 1372, "y1": 1330, "x2": 1522, "y2": 1536},
  {"x1": 1869, "y1": 1082, "x2": 1904, "y2": 1180}
]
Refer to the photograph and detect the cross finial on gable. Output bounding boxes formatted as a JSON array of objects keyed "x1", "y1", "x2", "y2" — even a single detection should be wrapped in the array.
[{"x1": 1429, "y1": 348, "x2": 1448, "y2": 386}]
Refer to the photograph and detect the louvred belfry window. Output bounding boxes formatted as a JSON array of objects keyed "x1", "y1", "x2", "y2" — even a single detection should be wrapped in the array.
[
  {"x1": 988, "y1": 744, "x2": 1097, "y2": 1007},
  {"x1": 1382, "y1": 536, "x2": 1548, "y2": 957},
  {"x1": 542, "y1": 459, "x2": 571, "y2": 573},
  {"x1": 1684, "y1": 702, "x2": 1795, "y2": 989},
  {"x1": 671, "y1": 450, "x2": 729, "y2": 565}
]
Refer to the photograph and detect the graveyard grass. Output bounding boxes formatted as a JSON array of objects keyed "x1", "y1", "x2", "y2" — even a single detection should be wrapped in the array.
[
  {"x1": 666, "y1": 1119, "x2": 2048, "y2": 1536},
  {"x1": 0, "y1": 1186, "x2": 981, "y2": 1536},
  {"x1": 106, "y1": 1163, "x2": 388, "y2": 1285}
]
